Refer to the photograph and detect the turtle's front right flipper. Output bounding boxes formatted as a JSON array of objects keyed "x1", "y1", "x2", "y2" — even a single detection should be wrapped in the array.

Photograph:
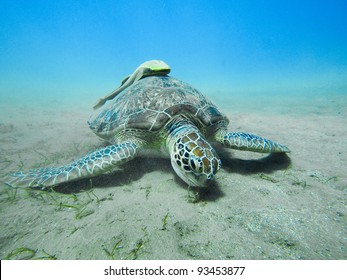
[{"x1": 5, "y1": 142, "x2": 138, "y2": 188}]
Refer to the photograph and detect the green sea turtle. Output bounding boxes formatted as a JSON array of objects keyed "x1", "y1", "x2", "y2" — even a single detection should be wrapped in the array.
[
  {"x1": 93, "y1": 60, "x2": 171, "y2": 110},
  {"x1": 5, "y1": 76, "x2": 289, "y2": 189}
]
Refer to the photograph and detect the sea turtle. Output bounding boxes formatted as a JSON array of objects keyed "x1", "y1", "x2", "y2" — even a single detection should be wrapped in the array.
[
  {"x1": 5, "y1": 76, "x2": 289, "y2": 189},
  {"x1": 93, "y1": 60, "x2": 171, "y2": 110}
]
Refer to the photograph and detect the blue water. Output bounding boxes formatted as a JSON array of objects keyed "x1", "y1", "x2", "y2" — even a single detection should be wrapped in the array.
[{"x1": 0, "y1": 0, "x2": 346, "y2": 104}]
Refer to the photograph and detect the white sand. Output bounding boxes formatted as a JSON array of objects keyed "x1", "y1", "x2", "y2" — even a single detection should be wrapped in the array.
[{"x1": 0, "y1": 92, "x2": 346, "y2": 259}]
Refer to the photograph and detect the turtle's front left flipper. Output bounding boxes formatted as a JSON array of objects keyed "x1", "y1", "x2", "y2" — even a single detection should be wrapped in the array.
[
  {"x1": 5, "y1": 142, "x2": 138, "y2": 188},
  {"x1": 215, "y1": 131, "x2": 290, "y2": 153}
]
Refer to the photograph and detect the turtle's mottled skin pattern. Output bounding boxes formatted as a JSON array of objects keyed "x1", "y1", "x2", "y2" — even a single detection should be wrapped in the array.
[
  {"x1": 221, "y1": 132, "x2": 289, "y2": 152},
  {"x1": 6, "y1": 76, "x2": 289, "y2": 189},
  {"x1": 8, "y1": 143, "x2": 137, "y2": 187}
]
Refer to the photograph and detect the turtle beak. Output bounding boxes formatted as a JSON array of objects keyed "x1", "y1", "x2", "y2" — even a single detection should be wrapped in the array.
[
  {"x1": 190, "y1": 173, "x2": 215, "y2": 187},
  {"x1": 171, "y1": 160, "x2": 218, "y2": 188}
]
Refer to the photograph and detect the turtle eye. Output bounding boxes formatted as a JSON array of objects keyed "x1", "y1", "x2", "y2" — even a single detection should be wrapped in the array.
[
  {"x1": 190, "y1": 158, "x2": 196, "y2": 170},
  {"x1": 189, "y1": 156, "x2": 202, "y2": 173}
]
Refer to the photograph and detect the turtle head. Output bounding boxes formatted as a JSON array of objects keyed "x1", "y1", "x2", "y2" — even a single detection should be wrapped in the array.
[{"x1": 170, "y1": 131, "x2": 221, "y2": 187}]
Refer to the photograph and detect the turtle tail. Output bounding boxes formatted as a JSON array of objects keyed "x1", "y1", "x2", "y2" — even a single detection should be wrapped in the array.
[{"x1": 4, "y1": 143, "x2": 137, "y2": 189}]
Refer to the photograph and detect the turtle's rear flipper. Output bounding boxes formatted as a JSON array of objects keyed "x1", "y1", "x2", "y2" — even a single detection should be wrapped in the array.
[
  {"x1": 216, "y1": 131, "x2": 290, "y2": 153},
  {"x1": 5, "y1": 142, "x2": 138, "y2": 188}
]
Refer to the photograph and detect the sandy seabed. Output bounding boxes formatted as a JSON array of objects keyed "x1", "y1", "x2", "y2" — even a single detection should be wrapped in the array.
[{"x1": 0, "y1": 92, "x2": 346, "y2": 260}]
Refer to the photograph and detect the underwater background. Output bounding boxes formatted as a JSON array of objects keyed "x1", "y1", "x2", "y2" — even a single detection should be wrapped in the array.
[
  {"x1": 0, "y1": 0, "x2": 346, "y2": 260},
  {"x1": 1, "y1": 0, "x2": 346, "y2": 103}
]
